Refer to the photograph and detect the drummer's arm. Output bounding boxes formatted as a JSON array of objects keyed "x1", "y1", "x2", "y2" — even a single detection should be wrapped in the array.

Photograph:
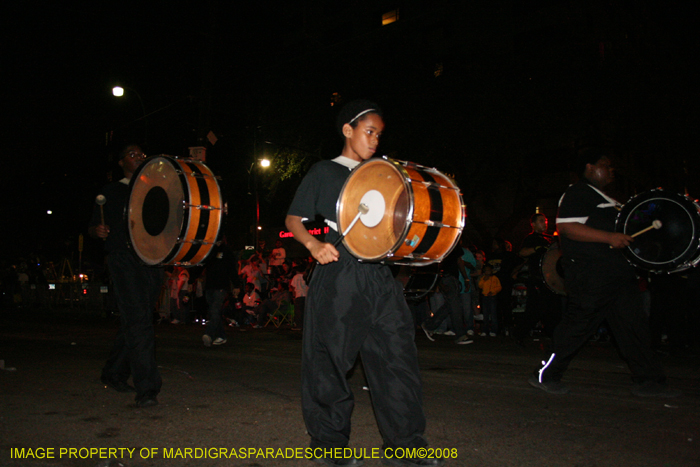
[
  {"x1": 557, "y1": 222, "x2": 633, "y2": 249},
  {"x1": 519, "y1": 246, "x2": 537, "y2": 258},
  {"x1": 285, "y1": 215, "x2": 339, "y2": 265}
]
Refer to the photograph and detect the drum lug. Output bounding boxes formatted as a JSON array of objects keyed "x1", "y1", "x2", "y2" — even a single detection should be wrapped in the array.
[{"x1": 185, "y1": 203, "x2": 223, "y2": 211}]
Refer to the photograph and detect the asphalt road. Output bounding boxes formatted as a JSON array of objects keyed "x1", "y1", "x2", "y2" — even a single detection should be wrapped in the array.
[{"x1": 1, "y1": 307, "x2": 698, "y2": 467}]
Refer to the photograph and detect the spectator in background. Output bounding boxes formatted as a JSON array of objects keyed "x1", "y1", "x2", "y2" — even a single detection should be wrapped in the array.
[
  {"x1": 202, "y1": 239, "x2": 237, "y2": 347},
  {"x1": 488, "y1": 237, "x2": 523, "y2": 336},
  {"x1": 290, "y1": 265, "x2": 308, "y2": 330},
  {"x1": 478, "y1": 263, "x2": 502, "y2": 336}
]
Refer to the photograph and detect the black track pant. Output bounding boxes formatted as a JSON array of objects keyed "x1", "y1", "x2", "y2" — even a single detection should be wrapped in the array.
[
  {"x1": 537, "y1": 257, "x2": 664, "y2": 384},
  {"x1": 302, "y1": 249, "x2": 427, "y2": 449}
]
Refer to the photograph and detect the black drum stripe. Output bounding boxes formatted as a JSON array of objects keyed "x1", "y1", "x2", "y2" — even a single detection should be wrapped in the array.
[
  {"x1": 162, "y1": 158, "x2": 192, "y2": 264},
  {"x1": 412, "y1": 173, "x2": 444, "y2": 256},
  {"x1": 179, "y1": 161, "x2": 211, "y2": 263}
]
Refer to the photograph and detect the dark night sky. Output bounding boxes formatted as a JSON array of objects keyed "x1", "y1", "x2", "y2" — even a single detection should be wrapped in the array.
[{"x1": 2, "y1": 0, "x2": 698, "y2": 265}]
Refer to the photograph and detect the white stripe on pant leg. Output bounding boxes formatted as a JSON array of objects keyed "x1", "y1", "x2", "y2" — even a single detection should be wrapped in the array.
[{"x1": 538, "y1": 354, "x2": 556, "y2": 383}]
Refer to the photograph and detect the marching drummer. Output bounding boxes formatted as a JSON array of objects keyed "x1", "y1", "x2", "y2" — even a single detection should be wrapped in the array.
[
  {"x1": 513, "y1": 212, "x2": 562, "y2": 345},
  {"x1": 88, "y1": 144, "x2": 164, "y2": 408},
  {"x1": 528, "y1": 147, "x2": 679, "y2": 398},
  {"x1": 284, "y1": 100, "x2": 444, "y2": 467}
]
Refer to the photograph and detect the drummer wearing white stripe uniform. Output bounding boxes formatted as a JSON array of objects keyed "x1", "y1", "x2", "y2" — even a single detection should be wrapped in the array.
[
  {"x1": 285, "y1": 100, "x2": 444, "y2": 467},
  {"x1": 528, "y1": 148, "x2": 678, "y2": 398}
]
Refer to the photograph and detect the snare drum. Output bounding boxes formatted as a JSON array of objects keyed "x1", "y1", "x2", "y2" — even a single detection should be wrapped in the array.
[
  {"x1": 336, "y1": 157, "x2": 465, "y2": 265},
  {"x1": 127, "y1": 155, "x2": 224, "y2": 266},
  {"x1": 615, "y1": 188, "x2": 700, "y2": 273}
]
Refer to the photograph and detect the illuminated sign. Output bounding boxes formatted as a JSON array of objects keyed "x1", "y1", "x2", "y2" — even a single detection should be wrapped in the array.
[{"x1": 278, "y1": 226, "x2": 330, "y2": 238}]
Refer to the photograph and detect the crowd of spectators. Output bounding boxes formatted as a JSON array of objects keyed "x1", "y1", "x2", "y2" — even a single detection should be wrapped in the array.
[{"x1": 3, "y1": 224, "x2": 699, "y2": 356}]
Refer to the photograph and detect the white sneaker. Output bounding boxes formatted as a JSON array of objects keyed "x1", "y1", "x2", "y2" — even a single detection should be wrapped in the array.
[
  {"x1": 456, "y1": 335, "x2": 474, "y2": 345},
  {"x1": 443, "y1": 330, "x2": 456, "y2": 336},
  {"x1": 489, "y1": 332, "x2": 497, "y2": 337},
  {"x1": 202, "y1": 335, "x2": 212, "y2": 347},
  {"x1": 467, "y1": 330, "x2": 475, "y2": 336},
  {"x1": 212, "y1": 338, "x2": 227, "y2": 345},
  {"x1": 479, "y1": 332, "x2": 487, "y2": 337}
]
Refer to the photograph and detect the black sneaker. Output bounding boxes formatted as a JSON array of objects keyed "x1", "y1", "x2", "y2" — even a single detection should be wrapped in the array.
[
  {"x1": 135, "y1": 394, "x2": 159, "y2": 408},
  {"x1": 381, "y1": 452, "x2": 445, "y2": 467},
  {"x1": 528, "y1": 374, "x2": 570, "y2": 395},
  {"x1": 101, "y1": 376, "x2": 136, "y2": 393},
  {"x1": 313, "y1": 455, "x2": 364, "y2": 466}
]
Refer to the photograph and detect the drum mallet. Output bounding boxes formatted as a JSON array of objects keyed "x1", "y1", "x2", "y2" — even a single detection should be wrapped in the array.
[
  {"x1": 611, "y1": 219, "x2": 662, "y2": 248},
  {"x1": 631, "y1": 219, "x2": 662, "y2": 238},
  {"x1": 337, "y1": 202, "x2": 370, "y2": 245},
  {"x1": 96, "y1": 194, "x2": 107, "y2": 240}
]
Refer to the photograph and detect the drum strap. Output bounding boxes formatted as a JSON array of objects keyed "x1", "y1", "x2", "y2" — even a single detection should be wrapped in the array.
[
  {"x1": 325, "y1": 220, "x2": 338, "y2": 233},
  {"x1": 326, "y1": 156, "x2": 360, "y2": 234}
]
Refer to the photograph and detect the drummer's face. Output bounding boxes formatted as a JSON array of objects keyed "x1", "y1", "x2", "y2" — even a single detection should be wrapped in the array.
[
  {"x1": 533, "y1": 215, "x2": 547, "y2": 233},
  {"x1": 342, "y1": 113, "x2": 384, "y2": 162},
  {"x1": 586, "y1": 156, "x2": 614, "y2": 188},
  {"x1": 119, "y1": 145, "x2": 146, "y2": 178}
]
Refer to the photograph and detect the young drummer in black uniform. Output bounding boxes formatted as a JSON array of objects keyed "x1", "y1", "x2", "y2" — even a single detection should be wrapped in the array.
[{"x1": 285, "y1": 101, "x2": 444, "y2": 467}]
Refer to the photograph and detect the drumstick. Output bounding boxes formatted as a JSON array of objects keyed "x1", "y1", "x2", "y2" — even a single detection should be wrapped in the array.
[
  {"x1": 336, "y1": 203, "x2": 370, "y2": 246},
  {"x1": 611, "y1": 219, "x2": 662, "y2": 248},
  {"x1": 630, "y1": 219, "x2": 662, "y2": 238},
  {"x1": 96, "y1": 194, "x2": 107, "y2": 241}
]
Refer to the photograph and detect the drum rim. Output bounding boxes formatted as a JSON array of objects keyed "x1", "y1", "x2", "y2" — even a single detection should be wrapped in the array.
[
  {"x1": 127, "y1": 155, "x2": 223, "y2": 267},
  {"x1": 127, "y1": 155, "x2": 186, "y2": 266},
  {"x1": 616, "y1": 189, "x2": 700, "y2": 272}
]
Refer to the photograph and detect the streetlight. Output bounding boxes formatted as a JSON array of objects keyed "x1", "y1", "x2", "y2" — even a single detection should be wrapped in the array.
[{"x1": 112, "y1": 85, "x2": 148, "y2": 143}]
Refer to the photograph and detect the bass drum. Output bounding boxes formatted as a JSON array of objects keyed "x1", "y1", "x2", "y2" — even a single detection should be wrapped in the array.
[
  {"x1": 127, "y1": 155, "x2": 224, "y2": 266},
  {"x1": 615, "y1": 188, "x2": 700, "y2": 273},
  {"x1": 336, "y1": 157, "x2": 465, "y2": 266},
  {"x1": 397, "y1": 264, "x2": 441, "y2": 301},
  {"x1": 539, "y1": 242, "x2": 566, "y2": 295}
]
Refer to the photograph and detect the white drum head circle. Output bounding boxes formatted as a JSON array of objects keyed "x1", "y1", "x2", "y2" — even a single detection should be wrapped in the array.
[{"x1": 359, "y1": 190, "x2": 386, "y2": 228}]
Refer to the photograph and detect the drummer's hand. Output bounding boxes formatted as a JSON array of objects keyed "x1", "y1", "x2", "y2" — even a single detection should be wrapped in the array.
[
  {"x1": 608, "y1": 232, "x2": 633, "y2": 249},
  {"x1": 310, "y1": 242, "x2": 340, "y2": 265},
  {"x1": 94, "y1": 224, "x2": 110, "y2": 239}
]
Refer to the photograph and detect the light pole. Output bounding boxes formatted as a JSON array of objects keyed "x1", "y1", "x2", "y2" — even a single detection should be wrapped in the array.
[
  {"x1": 112, "y1": 85, "x2": 148, "y2": 143},
  {"x1": 250, "y1": 157, "x2": 271, "y2": 249}
]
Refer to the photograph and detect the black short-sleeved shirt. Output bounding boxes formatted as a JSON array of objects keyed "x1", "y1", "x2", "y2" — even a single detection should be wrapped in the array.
[
  {"x1": 557, "y1": 181, "x2": 629, "y2": 270},
  {"x1": 89, "y1": 180, "x2": 130, "y2": 253},
  {"x1": 439, "y1": 244, "x2": 462, "y2": 278},
  {"x1": 204, "y1": 243, "x2": 237, "y2": 290},
  {"x1": 287, "y1": 159, "x2": 354, "y2": 244},
  {"x1": 521, "y1": 233, "x2": 553, "y2": 270}
]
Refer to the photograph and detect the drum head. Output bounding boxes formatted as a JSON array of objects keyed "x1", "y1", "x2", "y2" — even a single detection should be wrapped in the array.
[
  {"x1": 337, "y1": 159, "x2": 412, "y2": 261},
  {"x1": 616, "y1": 189, "x2": 700, "y2": 273},
  {"x1": 128, "y1": 157, "x2": 186, "y2": 265}
]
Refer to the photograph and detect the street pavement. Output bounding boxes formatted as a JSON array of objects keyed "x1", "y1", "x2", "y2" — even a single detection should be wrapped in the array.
[{"x1": 1, "y1": 307, "x2": 698, "y2": 467}]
